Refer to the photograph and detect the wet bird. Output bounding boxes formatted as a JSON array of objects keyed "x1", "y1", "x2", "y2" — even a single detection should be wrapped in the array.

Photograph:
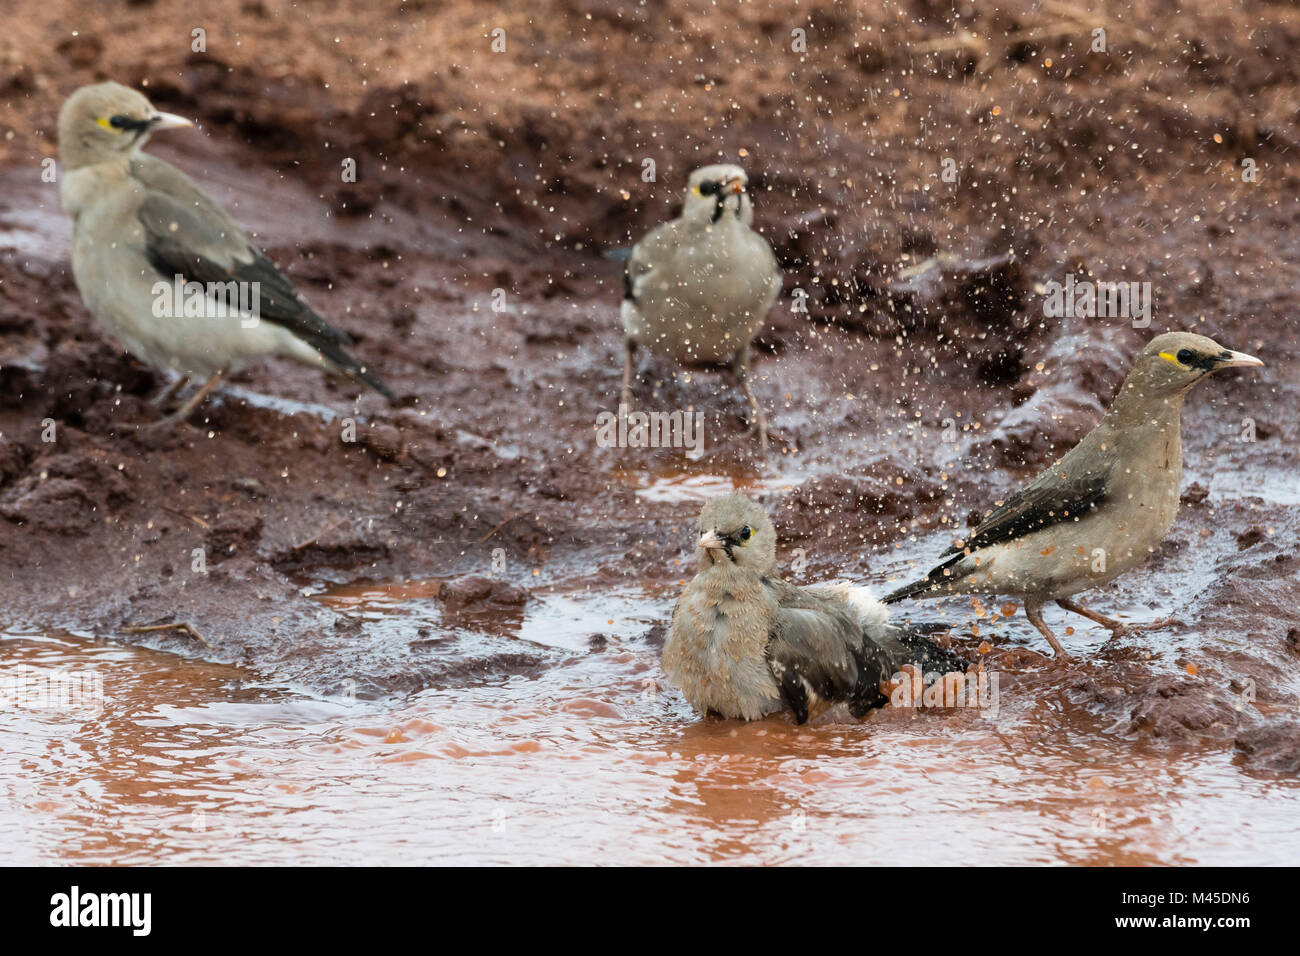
[
  {"x1": 883, "y1": 331, "x2": 1264, "y2": 658},
  {"x1": 620, "y1": 164, "x2": 781, "y2": 448},
  {"x1": 663, "y1": 493, "x2": 967, "y2": 723},
  {"x1": 58, "y1": 81, "x2": 393, "y2": 428}
]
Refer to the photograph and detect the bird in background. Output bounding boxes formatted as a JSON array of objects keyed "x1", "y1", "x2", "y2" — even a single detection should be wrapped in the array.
[
  {"x1": 883, "y1": 331, "x2": 1264, "y2": 659},
  {"x1": 58, "y1": 81, "x2": 393, "y2": 429},
  {"x1": 663, "y1": 493, "x2": 968, "y2": 724},
  {"x1": 620, "y1": 164, "x2": 781, "y2": 448}
]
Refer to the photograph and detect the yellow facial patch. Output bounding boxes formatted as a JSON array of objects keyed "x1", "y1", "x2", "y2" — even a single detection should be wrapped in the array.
[
  {"x1": 1158, "y1": 351, "x2": 1182, "y2": 365},
  {"x1": 96, "y1": 117, "x2": 114, "y2": 130}
]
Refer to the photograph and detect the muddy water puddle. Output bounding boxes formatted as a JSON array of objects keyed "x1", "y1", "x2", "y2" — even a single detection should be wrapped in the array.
[{"x1": 3, "y1": 573, "x2": 1297, "y2": 865}]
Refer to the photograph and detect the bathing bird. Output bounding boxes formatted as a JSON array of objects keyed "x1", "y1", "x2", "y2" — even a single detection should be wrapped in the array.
[
  {"x1": 620, "y1": 164, "x2": 781, "y2": 448},
  {"x1": 58, "y1": 81, "x2": 393, "y2": 428},
  {"x1": 883, "y1": 331, "x2": 1263, "y2": 658},
  {"x1": 664, "y1": 493, "x2": 967, "y2": 723}
]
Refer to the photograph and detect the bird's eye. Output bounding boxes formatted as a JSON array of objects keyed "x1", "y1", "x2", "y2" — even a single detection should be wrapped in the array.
[
  {"x1": 1176, "y1": 348, "x2": 1195, "y2": 365},
  {"x1": 108, "y1": 115, "x2": 133, "y2": 130},
  {"x1": 738, "y1": 526, "x2": 752, "y2": 541},
  {"x1": 698, "y1": 181, "x2": 719, "y2": 196}
]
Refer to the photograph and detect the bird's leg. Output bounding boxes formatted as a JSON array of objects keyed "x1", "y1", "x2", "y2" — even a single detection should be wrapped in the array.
[
  {"x1": 1056, "y1": 597, "x2": 1176, "y2": 638},
  {"x1": 1055, "y1": 597, "x2": 1126, "y2": 633},
  {"x1": 140, "y1": 369, "x2": 225, "y2": 431},
  {"x1": 731, "y1": 346, "x2": 767, "y2": 450},
  {"x1": 121, "y1": 621, "x2": 212, "y2": 650},
  {"x1": 620, "y1": 338, "x2": 637, "y2": 413},
  {"x1": 150, "y1": 376, "x2": 189, "y2": 408},
  {"x1": 1025, "y1": 598, "x2": 1071, "y2": 660}
]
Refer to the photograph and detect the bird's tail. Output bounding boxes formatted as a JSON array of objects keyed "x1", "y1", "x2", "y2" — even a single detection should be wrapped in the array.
[
  {"x1": 818, "y1": 583, "x2": 970, "y2": 717},
  {"x1": 848, "y1": 619, "x2": 969, "y2": 718},
  {"x1": 344, "y1": 361, "x2": 396, "y2": 403},
  {"x1": 881, "y1": 578, "x2": 935, "y2": 604},
  {"x1": 885, "y1": 625, "x2": 968, "y2": 676},
  {"x1": 823, "y1": 581, "x2": 969, "y2": 673},
  {"x1": 316, "y1": 340, "x2": 396, "y2": 402},
  {"x1": 881, "y1": 553, "x2": 965, "y2": 604}
]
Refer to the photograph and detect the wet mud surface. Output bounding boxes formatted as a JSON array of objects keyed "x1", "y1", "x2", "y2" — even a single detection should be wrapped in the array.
[{"x1": 1, "y1": 0, "x2": 1298, "y2": 862}]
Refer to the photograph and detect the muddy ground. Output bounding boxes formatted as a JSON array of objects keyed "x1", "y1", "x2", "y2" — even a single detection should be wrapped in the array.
[{"x1": 1, "y1": 0, "x2": 1298, "y2": 772}]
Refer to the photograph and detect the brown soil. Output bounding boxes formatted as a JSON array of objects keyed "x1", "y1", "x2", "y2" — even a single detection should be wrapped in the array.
[{"x1": 1, "y1": 1, "x2": 1298, "y2": 770}]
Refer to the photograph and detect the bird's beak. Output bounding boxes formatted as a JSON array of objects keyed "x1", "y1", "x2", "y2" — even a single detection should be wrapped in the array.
[
  {"x1": 1217, "y1": 349, "x2": 1264, "y2": 369},
  {"x1": 698, "y1": 530, "x2": 726, "y2": 551},
  {"x1": 150, "y1": 112, "x2": 194, "y2": 131},
  {"x1": 723, "y1": 176, "x2": 745, "y2": 195}
]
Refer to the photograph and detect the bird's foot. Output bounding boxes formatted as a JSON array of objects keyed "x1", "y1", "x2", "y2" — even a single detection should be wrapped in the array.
[
  {"x1": 1032, "y1": 638, "x2": 1074, "y2": 663},
  {"x1": 1105, "y1": 616, "x2": 1180, "y2": 640},
  {"x1": 135, "y1": 406, "x2": 201, "y2": 433},
  {"x1": 1026, "y1": 602, "x2": 1072, "y2": 659},
  {"x1": 136, "y1": 369, "x2": 225, "y2": 432},
  {"x1": 149, "y1": 376, "x2": 189, "y2": 409},
  {"x1": 121, "y1": 621, "x2": 212, "y2": 650}
]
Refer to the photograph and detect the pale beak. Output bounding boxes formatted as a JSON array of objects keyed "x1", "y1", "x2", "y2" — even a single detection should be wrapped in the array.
[
  {"x1": 723, "y1": 176, "x2": 745, "y2": 194},
  {"x1": 151, "y1": 112, "x2": 194, "y2": 131},
  {"x1": 1218, "y1": 349, "x2": 1264, "y2": 369},
  {"x1": 698, "y1": 530, "x2": 726, "y2": 551}
]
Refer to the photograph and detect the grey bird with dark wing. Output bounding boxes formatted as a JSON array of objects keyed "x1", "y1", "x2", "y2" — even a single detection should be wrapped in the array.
[
  {"x1": 58, "y1": 82, "x2": 393, "y2": 427},
  {"x1": 883, "y1": 331, "x2": 1263, "y2": 658},
  {"x1": 621, "y1": 164, "x2": 781, "y2": 448},
  {"x1": 663, "y1": 493, "x2": 967, "y2": 723}
]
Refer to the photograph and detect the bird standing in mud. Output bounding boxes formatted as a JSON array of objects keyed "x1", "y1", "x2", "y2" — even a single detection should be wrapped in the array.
[
  {"x1": 620, "y1": 164, "x2": 781, "y2": 448},
  {"x1": 58, "y1": 81, "x2": 393, "y2": 428},
  {"x1": 663, "y1": 493, "x2": 967, "y2": 723},
  {"x1": 884, "y1": 331, "x2": 1264, "y2": 659}
]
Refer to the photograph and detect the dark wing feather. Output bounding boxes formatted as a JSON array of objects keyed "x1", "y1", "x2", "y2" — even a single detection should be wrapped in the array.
[
  {"x1": 132, "y1": 157, "x2": 350, "y2": 347},
  {"x1": 765, "y1": 603, "x2": 866, "y2": 723},
  {"x1": 942, "y1": 455, "x2": 1114, "y2": 557},
  {"x1": 130, "y1": 155, "x2": 393, "y2": 398},
  {"x1": 763, "y1": 578, "x2": 966, "y2": 722},
  {"x1": 884, "y1": 446, "x2": 1116, "y2": 603}
]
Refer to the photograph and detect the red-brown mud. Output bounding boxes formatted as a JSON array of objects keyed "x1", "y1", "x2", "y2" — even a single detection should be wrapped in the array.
[{"x1": 1, "y1": 0, "x2": 1298, "y2": 789}]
